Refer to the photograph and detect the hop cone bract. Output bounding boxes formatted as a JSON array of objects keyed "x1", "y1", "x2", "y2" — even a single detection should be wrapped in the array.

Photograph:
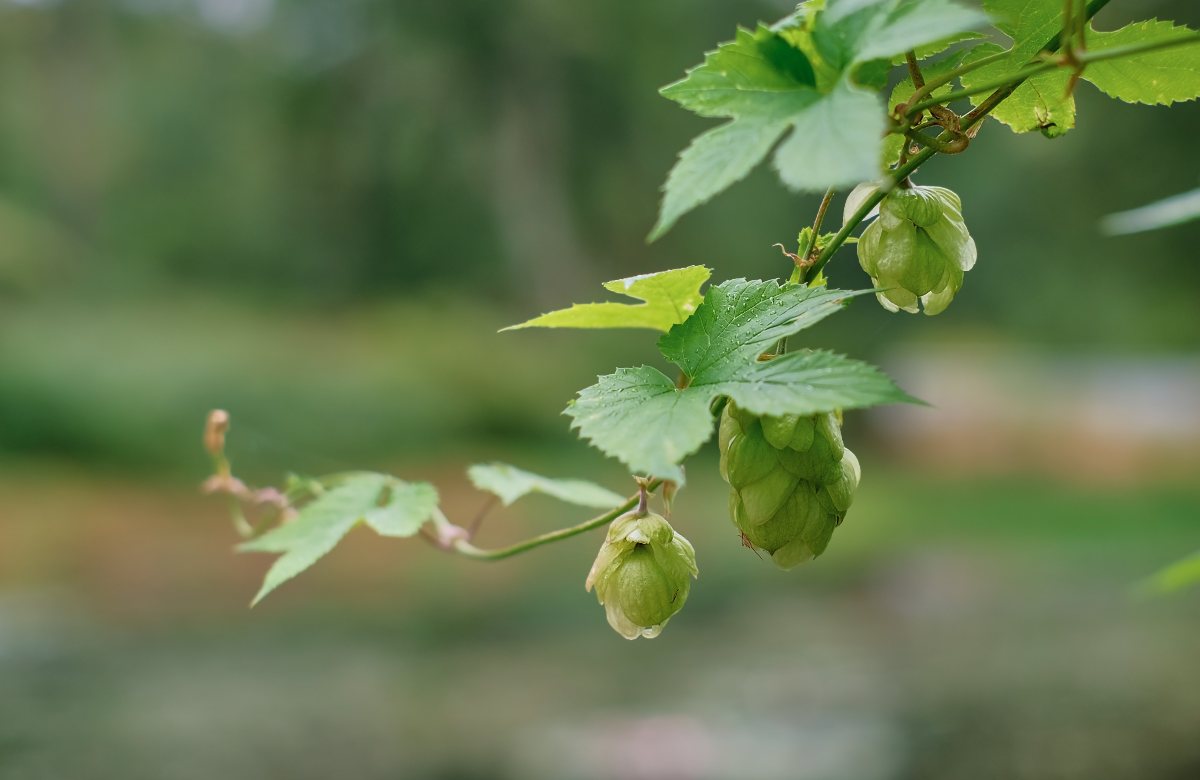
[
  {"x1": 858, "y1": 184, "x2": 976, "y2": 315},
  {"x1": 586, "y1": 507, "x2": 698, "y2": 639},
  {"x1": 719, "y1": 401, "x2": 860, "y2": 569}
]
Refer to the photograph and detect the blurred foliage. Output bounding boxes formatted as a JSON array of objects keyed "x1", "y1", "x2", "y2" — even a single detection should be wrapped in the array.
[
  {"x1": 0, "y1": 0, "x2": 1196, "y2": 472},
  {"x1": 0, "y1": 0, "x2": 1195, "y2": 309}
]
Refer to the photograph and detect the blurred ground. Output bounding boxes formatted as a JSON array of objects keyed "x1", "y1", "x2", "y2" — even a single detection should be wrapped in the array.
[{"x1": 1, "y1": 450, "x2": 1198, "y2": 780}]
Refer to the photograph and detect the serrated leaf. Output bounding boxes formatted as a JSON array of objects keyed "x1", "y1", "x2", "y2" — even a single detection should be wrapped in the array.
[
  {"x1": 568, "y1": 280, "x2": 913, "y2": 480},
  {"x1": 651, "y1": 116, "x2": 796, "y2": 242},
  {"x1": 657, "y1": 280, "x2": 859, "y2": 382},
  {"x1": 960, "y1": 1, "x2": 1077, "y2": 135},
  {"x1": 960, "y1": 41, "x2": 1075, "y2": 136},
  {"x1": 1101, "y1": 187, "x2": 1200, "y2": 235},
  {"x1": 714, "y1": 349, "x2": 921, "y2": 416},
  {"x1": 566, "y1": 366, "x2": 716, "y2": 483},
  {"x1": 1083, "y1": 20, "x2": 1200, "y2": 105},
  {"x1": 660, "y1": 25, "x2": 816, "y2": 118},
  {"x1": 239, "y1": 472, "x2": 437, "y2": 606},
  {"x1": 773, "y1": 79, "x2": 886, "y2": 192},
  {"x1": 653, "y1": 25, "x2": 824, "y2": 236},
  {"x1": 239, "y1": 474, "x2": 386, "y2": 605},
  {"x1": 966, "y1": 4, "x2": 1199, "y2": 135},
  {"x1": 467, "y1": 463, "x2": 625, "y2": 509},
  {"x1": 363, "y1": 481, "x2": 440, "y2": 537},
  {"x1": 981, "y1": 0, "x2": 1060, "y2": 63},
  {"x1": 505, "y1": 266, "x2": 710, "y2": 332},
  {"x1": 889, "y1": 31, "x2": 985, "y2": 64},
  {"x1": 654, "y1": 3, "x2": 987, "y2": 237},
  {"x1": 815, "y1": 0, "x2": 989, "y2": 70}
]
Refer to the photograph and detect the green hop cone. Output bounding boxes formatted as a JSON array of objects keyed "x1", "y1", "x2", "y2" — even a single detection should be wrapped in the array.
[
  {"x1": 585, "y1": 502, "x2": 698, "y2": 640},
  {"x1": 719, "y1": 401, "x2": 861, "y2": 569},
  {"x1": 856, "y1": 184, "x2": 977, "y2": 316}
]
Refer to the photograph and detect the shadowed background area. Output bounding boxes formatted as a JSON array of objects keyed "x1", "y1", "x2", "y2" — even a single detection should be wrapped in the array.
[{"x1": 0, "y1": 0, "x2": 1198, "y2": 778}]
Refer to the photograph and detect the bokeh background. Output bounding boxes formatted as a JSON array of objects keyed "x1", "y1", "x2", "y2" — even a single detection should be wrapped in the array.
[{"x1": 1, "y1": 0, "x2": 1199, "y2": 778}]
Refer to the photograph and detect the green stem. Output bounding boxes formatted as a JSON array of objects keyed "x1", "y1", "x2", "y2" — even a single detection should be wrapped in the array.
[
  {"x1": 810, "y1": 187, "x2": 836, "y2": 240},
  {"x1": 904, "y1": 48, "x2": 1010, "y2": 109},
  {"x1": 905, "y1": 128, "x2": 968, "y2": 154},
  {"x1": 904, "y1": 50, "x2": 926, "y2": 91},
  {"x1": 450, "y1": 479, "x2": 664, "y2": 561},
  {"x1": 805, "y1": 0, "x2": 1117, "y2": 282},
  {"x1": 906, "y1": 33, "x2": 1200, "y2": 115}
]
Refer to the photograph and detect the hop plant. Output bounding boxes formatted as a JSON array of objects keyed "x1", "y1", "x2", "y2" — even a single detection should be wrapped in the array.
[
  {"x1": 857, "y1": 184, "x2": 977, "y2": 315},
  {"x1": 585, "y1": 495, "x2": 698, "y2": 639},
  {"x1": 719, "y1": 401, "x2": 861, "y2": 569}
]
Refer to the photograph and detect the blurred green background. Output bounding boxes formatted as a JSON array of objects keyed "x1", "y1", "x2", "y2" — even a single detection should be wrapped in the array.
[{"x1": 1, "y1": 0, "x2": 1199, "y2": 778}]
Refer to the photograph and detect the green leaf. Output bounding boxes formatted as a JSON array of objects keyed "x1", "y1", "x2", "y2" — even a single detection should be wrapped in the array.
[
  {"x1": 653, "y1": 25, "x2": 823, "y2": 237},
  {"x1": 363, "y1": 481, "x2": 440, "y2": 537},
  {"x1": 654, "y1": 3, "x2": 987, "y2": 237},
  {"x1": 815, "y1": 0, "x2": 989, "y2": 70},
  {"x1": 966, "y1": 5, "x2": 1199, "y2": 134},
  {"x1": 772, "y1": 79, "x2": 886, "y2": 192},
  {"x1": 960, "y1": 0, "x2": 1076, "y2": 135},
  {"x1": 658, "y1": 280, "x2": 857, "y2": 382},
  {"x1": 980, "y1": 0, "x2": 1059, "y2": 63},
  {"x1": 1083, "y1": 20, "x2": 1200, "y2": 105},
  {"x1": 568, "y1": 280, "x2": 914, "y2": 480},
  {"x1": 889, "y1": 31, "x2": 985, "y2": 64},
  {"x1": 713, "y1": 349, "x2": 920, "y2": 416},
  {"x1": 651, "y1": 117, "x2": 795, "y2": 242},
  {"x1": 239, "y1": 472, "x2": 437, "y2": 606},
  {"x1": 659, "y1": 25, "x2": 816, "y2": 118},
  {"x1": 566, "y1": 366, "x2": 717, "y2": 484},
  {"x1": 1101, "y1": 187, "x2": 1200, "y2": 235},
  {"x1": 505, "y1": 266, "x2": 710, "y2": 332},
  {"x1": 960, "y1": 41, "x2": 1075, "y2": 136},
  {"x1": 467, "y1": 462, "x2": 625, "y2": 508},
  {"x1": 1139, "y1": 551, "x2": 1200, "y2": 595}
]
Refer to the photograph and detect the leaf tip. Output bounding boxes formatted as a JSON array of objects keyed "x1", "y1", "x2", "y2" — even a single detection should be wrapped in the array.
[
  {"x1": 647, "y1": 212, "x2": 673, "y2": 243},
  {"x1": 248, "y1": 586, "x2": 271, "y2": 608}
]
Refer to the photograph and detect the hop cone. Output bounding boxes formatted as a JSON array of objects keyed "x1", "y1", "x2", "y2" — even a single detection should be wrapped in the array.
[
  {"x1": 719, "y1": 401, "x2": 860, "y2": 569},
  {"x1": 586, "y1": 505, "x2": 698, "y2": 639},
  {"x1": 858, "y1": 184, "x2": 976, "y2": 315}
]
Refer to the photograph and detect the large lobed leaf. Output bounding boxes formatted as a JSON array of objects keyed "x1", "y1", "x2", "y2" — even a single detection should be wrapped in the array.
[
  {"x1": 651, "y1": 25, "x2": 821, "y2": 240},
  {"x1": 714, "y1": 348, "x2": 920, "y2": 417},
  {"x1": 653, "y1": 0, "x2": 986, "y2": 239},
  {"x1": 815, "y1": 0, "x2": 989, "y2": 70},
  {"x1": 963, "y1": 1, "x2": 1200, "y2": 135},
  {"x1": 1084, "y1": 20, "x2": 1200, "y2": 106},
  {"x1": 960, "y1": 40, "x2": 1075, "y2": 136},
  {"x1": 239, "y1": 472, "x2": 438, "y2": 605},
  {"x1": 567, "y1": 366, "x2": 715, "y2": 484},
  {"x1": 505, "y1": 266, "x2": 710, "y2": 332},
  {"x1": 566, "y1": 280, "x2": 915, "y2": 481},
  {"x1": 657, "y1": 281, "x2": 855, "y2": 382}
]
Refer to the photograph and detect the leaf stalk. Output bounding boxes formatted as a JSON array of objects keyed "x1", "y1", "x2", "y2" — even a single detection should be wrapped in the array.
[{"x1": 450, "y1": 479, "x2": 664, "y2": 561}]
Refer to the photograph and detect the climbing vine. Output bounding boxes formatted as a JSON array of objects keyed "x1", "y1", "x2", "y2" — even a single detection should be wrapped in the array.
[{"x1": 204, "y1": 0, "x2": 1200, "y2": 636}]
